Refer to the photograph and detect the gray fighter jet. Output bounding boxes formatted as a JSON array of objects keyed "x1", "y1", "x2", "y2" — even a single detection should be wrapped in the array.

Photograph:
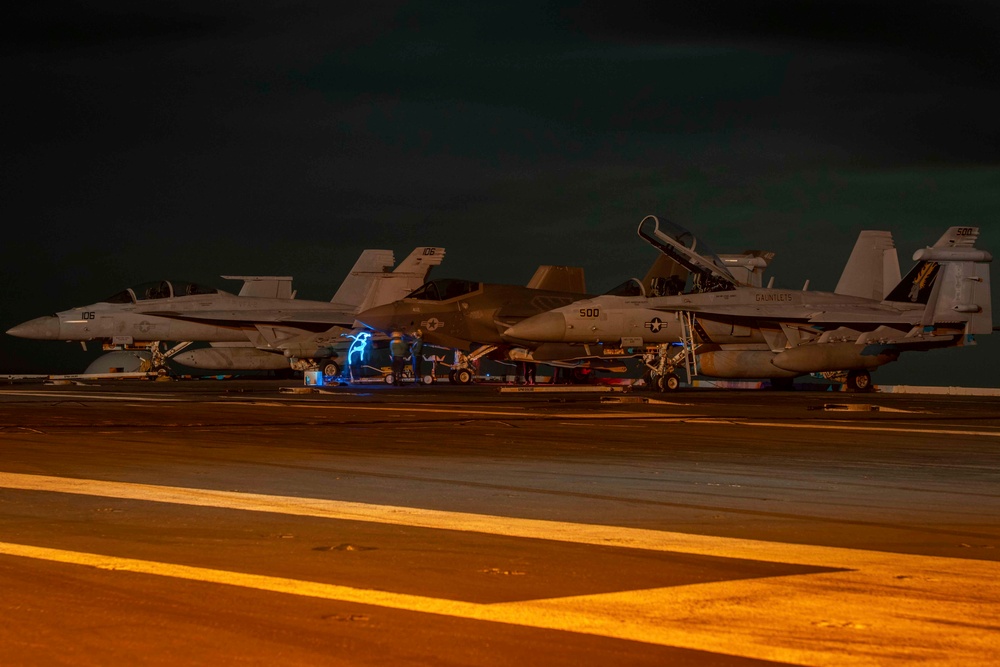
[
  {"x1": 354, "y1": 251, "x2": 772, "y2": 384},
  {"x1": 7, "y1": 247, "x2": 445, "y2": 376},
  {"x1": 504, "y1": 215, "x2": 993, "y2": 391}
]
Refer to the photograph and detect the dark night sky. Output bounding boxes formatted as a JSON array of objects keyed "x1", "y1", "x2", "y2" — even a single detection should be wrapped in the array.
[{"x1": 2, "y1": 1, "x2": 998, "y2": 384}]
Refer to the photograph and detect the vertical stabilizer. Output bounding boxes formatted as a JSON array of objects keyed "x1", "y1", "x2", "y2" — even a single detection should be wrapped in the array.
[
  {"x1": 835, "y1": 231, "x2": 900, "y2": 300},
  {"x1": 526, "y1": 266, "x2": 587, "y2": 293},
  {"x1": 355, "y1": 247, "x2": 447, "y2": 313},
  {"x1": 330, "y1": 249, "x2": 395, "y2": 307},
  {"x1": 885, "y1": 227, "x2": 993, "y2": 335}
]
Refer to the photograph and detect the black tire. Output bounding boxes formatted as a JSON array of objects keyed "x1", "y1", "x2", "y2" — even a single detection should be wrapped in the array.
[
  {"x1": 846, "y1": 370, "x2": 872, "y2": 392},
  {"x1": 384, "y1": 373, "x2": 395, "y2": 385},
  {"x1": 659, "y1": 373, "x2": 681, "y2": 392},
  {"x1": 318, "y1": 360, "x2": 340, "y2": 377},
  {"x1": 455, "y1": 368, "x2": 473, "y2": 385}
]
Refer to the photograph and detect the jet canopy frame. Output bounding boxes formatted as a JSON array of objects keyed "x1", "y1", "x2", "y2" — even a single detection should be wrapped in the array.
[
  {"x1": 637, "y1": 215, "x2": 738, "y2": 293},
  {"x1": 102, "y1": 280, "x2": 229, "y2": 304},
  {"x1": 404, "y1": 279, "x2": 481, "y2": 301}
]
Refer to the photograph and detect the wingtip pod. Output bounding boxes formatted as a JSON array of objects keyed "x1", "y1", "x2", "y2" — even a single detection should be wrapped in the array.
[
  {"x1": 912, "y1": 247, "x2": 992, "y2": 263},
  {"x1": 914, "y1": 226, "x2": 991, "y2": 262}
]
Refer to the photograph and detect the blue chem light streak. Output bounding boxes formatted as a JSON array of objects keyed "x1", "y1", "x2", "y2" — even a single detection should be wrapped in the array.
[{"x1": 346, "y1": 331, "x2": 371, "y2": 365}]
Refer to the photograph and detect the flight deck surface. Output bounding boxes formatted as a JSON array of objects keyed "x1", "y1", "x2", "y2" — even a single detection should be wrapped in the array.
[{"x1": 1, "y1": 379, "x2": 998, "y2": 666}]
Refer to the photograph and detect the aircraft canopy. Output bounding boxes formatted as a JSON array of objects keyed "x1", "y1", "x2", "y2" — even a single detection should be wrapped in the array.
[
  {"x1": 102, "y1": 280, "x2": 229, "y2": 304},
  {"x1": 405, "y1": 279, "x2": 480, "y2": 301}
]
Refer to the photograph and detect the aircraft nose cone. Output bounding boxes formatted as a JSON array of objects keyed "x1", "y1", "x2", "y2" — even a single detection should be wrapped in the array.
[
  {"x1": 7, "y1": 315, "x2": 61, "y2": 340},
  {"x1": 504, "y1": 311, "x2": 567, "y2": 342}
]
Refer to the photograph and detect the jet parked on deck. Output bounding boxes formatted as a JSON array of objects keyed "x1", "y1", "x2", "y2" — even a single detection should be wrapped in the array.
[
  {"x1": 504, "y1": 215, "x2": 992, "y2": 391},
  {"x1": 7, "y1": 247, "x2": 445, "y2": 376},
  {"x1": 355, "y1": 249, "x2": 773, "y2": 384}
]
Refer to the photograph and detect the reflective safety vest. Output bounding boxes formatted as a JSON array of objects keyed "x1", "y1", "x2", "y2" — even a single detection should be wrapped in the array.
[{"x1": 389, "y1": 337, "x2": 407, "y2": 358}]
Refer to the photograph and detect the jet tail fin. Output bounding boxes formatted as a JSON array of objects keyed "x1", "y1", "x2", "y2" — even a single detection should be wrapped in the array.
[
  {"x1": 355, "y1": 247, "x2": 447, "y2": 313},
  {"x1": 884, "y1": 227, "x2": 992, "y2": 335},
  {"x1": 330, "y1": 250, "x2": 395, "y2": 307},
  {"x1": 526, "y1": 266, "x2": 587, "y2": 293},
  {"x1": 222, "y1": 276, "x2": 295, "y2": 299},
  {"x1": 835, "y1": 231, "x2": 901, "y2": 300},
  {"x1": 393, "y1": 246, "x2": 445, "y2": 276}
]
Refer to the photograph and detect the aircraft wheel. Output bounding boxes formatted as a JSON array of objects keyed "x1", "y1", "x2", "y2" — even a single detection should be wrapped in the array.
[
  {"x1": 318, "y1": 360, "x2": 340, "y2": 377},
  {"x1": 659, "y1": 373, "x2": 681, "y2": 392},
  {"x1": 454, "y1": 368, "x2": 474, "y2": 385},
  {"x1": 422, "y1": 374, "x2": 434, "y2": 385},
  {"x1": 448, "y1": 370, "x2": 457, "y2": 384},
  {"x1": 384, "y1": 373, "x2": 395, "y2": 385},
  {"x1": 846, "y1": 370, "x2": 872, "y2": 392}
]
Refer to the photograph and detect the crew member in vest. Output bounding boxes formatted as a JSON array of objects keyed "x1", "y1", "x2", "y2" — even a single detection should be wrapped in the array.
[
  {"x1": 410, "y1": 329, "x2": 425, "y2": 385},
  {"x1": 389, "y1": 331, "x2": 407, "y2": 386}
]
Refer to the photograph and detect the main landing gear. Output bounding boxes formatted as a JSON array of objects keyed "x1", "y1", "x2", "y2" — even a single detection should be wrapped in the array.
[{"x1": 845, "y1": 369, "x2": 873, "y2": 392}]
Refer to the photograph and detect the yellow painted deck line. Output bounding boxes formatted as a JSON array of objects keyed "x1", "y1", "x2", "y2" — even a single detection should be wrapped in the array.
[
  {"x1": 2, "y1": 472, "x2": 999, "y2": 666},
  {"x1": 0, "y1": 539, "x2": 996, "y2": 667},
  {"x1": 723, "y1": 420, "x2": 1000, "y2": 438},
  {"x1": 0, "y1": 390, "x2": 185, "y2": 402},
  {"x1": 267, "y1": 403, "x2": 649, "y2": 419}
]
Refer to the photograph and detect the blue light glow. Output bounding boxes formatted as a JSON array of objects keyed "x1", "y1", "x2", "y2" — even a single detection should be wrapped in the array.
[{"x1": 346, "y1": 331, "x2": 371, "y2": 365}]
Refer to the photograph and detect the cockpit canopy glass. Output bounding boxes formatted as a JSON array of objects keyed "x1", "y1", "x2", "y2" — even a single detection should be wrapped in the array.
[
  {"x1": 603, "y1": 278, "x2": 645, "y2": 297},
  {"x1": 101, "y1": 280, "x2": 225, "y2": 304},
  {"x1": 652, "y1": 218, "x2": 732, "y2": 277},
  {"x1": 405, "y1": 279, "x2": 481, "y2": 301},
  {"x1": 638, "y1": 215, "x2": 738, "y2": 293}
]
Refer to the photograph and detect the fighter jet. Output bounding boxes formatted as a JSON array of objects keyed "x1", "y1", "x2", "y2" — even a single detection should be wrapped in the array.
[
  {"x1": 354, "y1": 251, "x2": 772, "y2": 384},
  {"x1": 7, "y1": 247, "x2": 445, "y2": 376},
  {"x1": 504, "y1": 215, "x2": 992, "y2": 391}
]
